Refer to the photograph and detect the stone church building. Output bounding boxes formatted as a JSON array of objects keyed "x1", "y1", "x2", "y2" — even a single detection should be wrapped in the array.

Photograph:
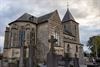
[{"x1": 3, "y1": 9, "x2": 84, "y2": 67}]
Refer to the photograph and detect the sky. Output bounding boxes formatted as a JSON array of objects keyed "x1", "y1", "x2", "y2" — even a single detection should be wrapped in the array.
[{"x1": 0, "y1": 0, "x2": 100, "y2": 52}]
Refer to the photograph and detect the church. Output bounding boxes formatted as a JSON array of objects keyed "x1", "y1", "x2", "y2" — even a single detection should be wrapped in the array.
[{"x1": 3, "y1": 8, "x2": 84, "y2": 67}]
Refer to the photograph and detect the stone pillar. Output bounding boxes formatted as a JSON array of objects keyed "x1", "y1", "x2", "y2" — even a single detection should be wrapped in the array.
[
  {"x1": 64, "y1": 53, "x2": 71, "y2": 67},
  {"x1": 73, "y1": 54, "x2": 80, "y2": 67},
  {"x1": 4, "y1": 27, "x2": 10, "y2": 49},
  {"x1": 29, "y1": 46, "x2": 34, "y2": 67},
  {"x1": 19, "y1": 47, "x2": 24, "y2": 67},
  {"x1": 9, "y1": 62, "x2": 17, "y2": 67},
  {"x1": 29, "y1": 29, "x2": 35, "y2": 67},
  {"x1": 65, "y1": 59, "x2": 70, "y2": 67},
  {"x1": 19, "y1": 45, "x2": 27, "y2": 67},
  {"x1": 3, "y1": 62, "x2": 9, "y2": 67},
  {"x1": 19, "y1": 27, "x2": 26, "y2": 67},
  {"x1": 0, "y1": 54, "x2": 3, "y2": 67},
  {"x1": 47, "y1": 52, "x2": 58, "y2": 67},
  {"x1": 0, "y1": 59, "x2": 3, "y2": 67}
]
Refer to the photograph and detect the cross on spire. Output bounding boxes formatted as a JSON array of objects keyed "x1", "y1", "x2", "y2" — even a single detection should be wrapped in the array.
[
  {"x1": 48, "y1": 35, "x2": 57, "y2": 53},
  {"x1": 67, "y1": 0, "x2": 69, "y2": 9}
]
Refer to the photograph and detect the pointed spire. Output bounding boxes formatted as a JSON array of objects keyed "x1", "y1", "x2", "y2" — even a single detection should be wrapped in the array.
[
  {"x1": 62, "y1": 8, "x2": 75, "y2": 22},
  {"x1": 62, "y1": 0, "x2": 75, "y2": 22}
]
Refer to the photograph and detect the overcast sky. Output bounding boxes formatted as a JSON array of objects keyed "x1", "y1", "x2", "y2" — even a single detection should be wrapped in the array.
[{"x1": 0, "y1": 0, "x2": 100, "y2": 51}]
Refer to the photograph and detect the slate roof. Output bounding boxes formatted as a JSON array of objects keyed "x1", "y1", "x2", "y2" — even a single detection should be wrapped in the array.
[
  {"x1": 9, "y1": 11, "x2": 55, "y2": 25},
  {"x1": 17, "y1": 13, "x2": 33, "y2": 20},
  {"x1": 16, "y1": 13, "x2": 37, "y2": 22},
  {"x1": 9, "y1": 13, "x2": 37, "y2": 25},
  {"x1": 62, "y1": 9, "x2": 75, "y2": 22},
  {"x1": 37, "y1": 12, "x2": 54, "y2": 23}
]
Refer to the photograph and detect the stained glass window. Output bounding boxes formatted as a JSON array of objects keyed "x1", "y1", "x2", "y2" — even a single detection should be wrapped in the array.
[
  {"x1": 10, "y1": 29, "x2": 18, "y2": 47},
  {"x1": 19, "y1": 27, "x2": 25, "y2": 47},
  {"x1": 52, "y1": 27, "x2": 60, "y2": 46}
]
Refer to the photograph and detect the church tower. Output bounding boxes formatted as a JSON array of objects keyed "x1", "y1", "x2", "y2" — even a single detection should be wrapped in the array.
[
  {"x1": 62, "y1": 5, "x2": 84, "y2": 66},
  {"x1": 62, "y1": 8, "x2": 80, "y2": 43}
]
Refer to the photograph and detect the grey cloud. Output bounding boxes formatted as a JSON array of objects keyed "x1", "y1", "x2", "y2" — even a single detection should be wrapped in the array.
[
  {"x1": 79, "y1": 25, "x2": 100, "y2": 46},
  {"x1": 80, "y1": 25, "x2": 100, "y2": 34},
  {"x1": 86, "y1": 0, "x2": 100, "y2": 17},
  {"x1": 90, "y1": 0, "x2": 100, "y2": 9},
  {"x1": 70, "y1": 0, "x2": 100, "y2": 19},
  {"x1": 71, "y1": 9, "x2": 88, "y2": 19}
]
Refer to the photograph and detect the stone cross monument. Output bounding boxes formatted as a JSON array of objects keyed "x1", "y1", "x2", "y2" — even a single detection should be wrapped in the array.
[
  {"x1": 48, "y1": 35, "x2": 57, "y2": 54},
  {"x1": 47, "y1": 35, "x2": 57, "y2": 67}
]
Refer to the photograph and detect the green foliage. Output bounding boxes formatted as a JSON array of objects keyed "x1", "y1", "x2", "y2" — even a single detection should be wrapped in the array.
[{"x1": 87, "y1": 36, "x2": 100, "y2": 57}]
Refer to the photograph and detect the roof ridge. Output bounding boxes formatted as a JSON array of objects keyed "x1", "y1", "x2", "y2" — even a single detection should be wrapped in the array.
[
  {"x1": 38, "y1": 10, "x2": 55, "y2": 18},
  {"x1": 17, "y1": 13, "x2": 37, "y2": 20},
  {"x1": 37, "y1": 10, "x2": 56, "y2": 23},
  {"x1": 9, "y1": 10, "x2": 58, "y2": 25}
]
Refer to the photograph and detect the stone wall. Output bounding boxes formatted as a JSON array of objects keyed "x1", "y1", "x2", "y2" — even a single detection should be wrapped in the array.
[
  {"x1": 37, "y1": 22, "x2": 49, "y2": 63},
  {"x1": 3, "y1": 22, "x2": 36, "y2": 63},
  {"x1": 48, "y1": 11, "x2": 64, "y2": 55},
  {"x1": 64, "y1": 42, "x2": 79, "y2": 58}
]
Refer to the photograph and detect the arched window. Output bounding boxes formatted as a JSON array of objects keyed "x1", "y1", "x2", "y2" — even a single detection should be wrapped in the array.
[
  {"x1": 67, "y1": 44, "x2": 70, "y2": 53},
  {"x1": 25, "y1": 24, "x2": 31, "y2": 41},
  {"x1": 76, "y1": 45, "x2": 78, "y2": 52},
  {"x1": 26, "y1": 24, "x2": 30, "y2": 29},
  {"x1": 51, "y1": 30, "x2": 60, "y2": 46},
  {"x1": 19, "y1": 26, "x2": 25, "y2": 47},
  {"x1": 13, "y1": 31, "x2": 17, "y2": 41},
  {"x1": 30, "y1": 28, "x2": 35, "y2": 45},
  {"x1": 10, "y1": 24, "x2": 18, "y2": 47},
  {"x1": 53, "y1": 26, "x2": 61, "y2": 46},
  {"x1": 12, "y1": 24, "x2": 18, "y2": 29}
]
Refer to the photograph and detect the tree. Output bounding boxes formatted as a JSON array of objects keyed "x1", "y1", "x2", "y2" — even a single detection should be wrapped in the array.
[{"x1": 87, "y1": 36, "x2": 100, "y2": 57}]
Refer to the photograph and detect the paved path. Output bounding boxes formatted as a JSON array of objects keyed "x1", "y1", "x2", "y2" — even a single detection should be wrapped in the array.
[{"x1": 80, "y1": 65, "x2": 87, "y2": 67}]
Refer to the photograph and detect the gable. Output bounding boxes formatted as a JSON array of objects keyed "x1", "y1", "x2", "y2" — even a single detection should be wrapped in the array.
[{"x1": 49, "y1": 10, "x2": 61, "y2": 23}]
